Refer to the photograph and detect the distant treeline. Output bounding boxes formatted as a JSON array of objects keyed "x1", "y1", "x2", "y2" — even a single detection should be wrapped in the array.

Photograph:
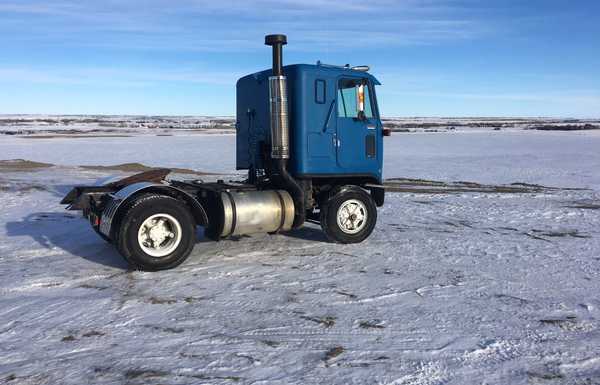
[{"x1": 526, "y1": 124, "x2": 600, "y2": 131}]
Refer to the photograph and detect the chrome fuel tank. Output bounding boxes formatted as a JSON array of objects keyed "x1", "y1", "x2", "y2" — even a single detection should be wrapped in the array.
[{"x1": 220, "y1": 189, "x2": 295, "y2": 237}]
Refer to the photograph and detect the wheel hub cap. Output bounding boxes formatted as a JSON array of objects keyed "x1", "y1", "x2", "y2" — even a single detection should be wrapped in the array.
[
  {"x1": 137, "y1": 214, "x2": 182, "y2": 258},
  {"x1": 336, "y1": 199, "x2": 367, "y2": 234}
]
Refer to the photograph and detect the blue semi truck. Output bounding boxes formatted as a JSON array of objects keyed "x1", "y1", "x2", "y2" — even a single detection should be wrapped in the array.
[{"x1": 61, "y1": 34, "x2": 388, "y2": 270}]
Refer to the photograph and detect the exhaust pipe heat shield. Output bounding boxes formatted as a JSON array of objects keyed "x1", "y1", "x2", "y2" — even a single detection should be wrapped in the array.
[{"x1": 269, "y1": 75, "x2": 290, "y2": 159}]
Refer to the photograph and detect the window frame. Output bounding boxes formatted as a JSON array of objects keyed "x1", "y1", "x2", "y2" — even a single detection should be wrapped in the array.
[
  {"x1": 315, "y1": 79, "x2": 326, "y2": 104},
  {"x1": 336, "y1": 77, "x2": 375, "y2": 119}
]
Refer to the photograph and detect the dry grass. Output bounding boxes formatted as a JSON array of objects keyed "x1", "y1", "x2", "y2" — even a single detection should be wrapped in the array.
[{"x1": 0, "y1": 159, "x2": 54, "y2": 171}]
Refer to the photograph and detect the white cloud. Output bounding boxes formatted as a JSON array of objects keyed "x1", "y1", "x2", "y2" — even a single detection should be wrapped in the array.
[
  {"x1": 0, "y1": 0, "x2": 491, "y2": 51},
  {"x1": 0, "y1": 66, "x2": 241, "y2": 87}
]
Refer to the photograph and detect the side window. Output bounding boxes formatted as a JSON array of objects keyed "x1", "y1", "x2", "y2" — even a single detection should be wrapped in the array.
[
  {"x1": 337, "y1": 79, "x2": 357, "y2": 118},
  {"x1": 315, "y1": 79, "x2": 326, "y2": 104},
  {"x1": 337, "y1": 78, "x2": 373, "y2": 118}
]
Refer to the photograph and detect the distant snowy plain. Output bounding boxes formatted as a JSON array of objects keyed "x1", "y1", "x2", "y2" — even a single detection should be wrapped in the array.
[
  {"x1": 1, "y1": 126, "x2": 599, "y2": 384},
  {"x1": 2, "y1": 129, "x2": 600, "y2": 188}
]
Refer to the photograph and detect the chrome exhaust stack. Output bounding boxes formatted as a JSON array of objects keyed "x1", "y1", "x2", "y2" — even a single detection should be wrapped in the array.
[
  {"x1": 265, "y1": 34, "x2": 289, "y2": 160},
  {"x1": 264, "y1": 34, "x2": 305, "y2": 228},
  {"x1": 268, "y1": 76, "x2": 289, "y2": 159}
]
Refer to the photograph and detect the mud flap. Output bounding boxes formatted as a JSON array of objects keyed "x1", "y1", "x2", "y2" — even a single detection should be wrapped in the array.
[{"x1": 367, "y1": 185, "x2": 385, "y2": 207}]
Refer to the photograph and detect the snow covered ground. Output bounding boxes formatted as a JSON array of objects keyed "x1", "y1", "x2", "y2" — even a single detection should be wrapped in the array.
[
  {"x1": 2, "y1": 129, "x2": 600, "y2": 189},
  {"x1": 1, "y1": 128, "x2": 600, "y2": 384}
]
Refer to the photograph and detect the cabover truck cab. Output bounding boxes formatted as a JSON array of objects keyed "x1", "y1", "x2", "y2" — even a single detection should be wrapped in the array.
[{"x1": 61, "y1": 34, "x2": 386, "y2": 271}]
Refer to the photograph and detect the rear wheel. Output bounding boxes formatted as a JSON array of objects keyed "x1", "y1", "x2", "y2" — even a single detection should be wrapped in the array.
[
  {"x1": 116, "y1": 194, "x2": 196, "y2": 271},
  {"x1": 320, "y1": 187, "x2": 377, "y2": 243}
]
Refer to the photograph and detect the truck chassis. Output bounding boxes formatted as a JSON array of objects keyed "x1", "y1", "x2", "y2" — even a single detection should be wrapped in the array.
[{"x1": 62, "y1": 169, "x2": 382, "y2": 270}]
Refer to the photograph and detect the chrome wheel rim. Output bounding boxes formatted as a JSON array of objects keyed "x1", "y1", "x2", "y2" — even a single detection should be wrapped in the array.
[
  {"x1": 336, "y1": 199, "x2": 367, "y2": 234},
  {"x1": 137, "y1": 213, "x2": 182, "y2": 257}
]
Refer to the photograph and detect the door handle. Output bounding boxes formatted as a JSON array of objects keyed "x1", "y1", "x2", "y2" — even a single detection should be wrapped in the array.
[{"x1": 333, "y1": 135, "x2": 340, "y2": 147}]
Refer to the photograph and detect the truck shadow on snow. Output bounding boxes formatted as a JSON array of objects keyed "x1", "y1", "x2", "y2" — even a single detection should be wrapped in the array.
[
  {"x1": 283, "y1": 225, "x2": 329, "y2": 243},
  {"x1": 5, "y1": 212, "x2": 130, "y2": 269},
  {"x1": 4, "y1": 213, "x2": 248, "y2": 270}
]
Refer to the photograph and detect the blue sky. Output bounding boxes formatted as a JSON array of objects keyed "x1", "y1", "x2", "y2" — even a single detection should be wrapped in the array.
[{"x1": 0, "y1": 0, "x2": 598, "y2": 117}]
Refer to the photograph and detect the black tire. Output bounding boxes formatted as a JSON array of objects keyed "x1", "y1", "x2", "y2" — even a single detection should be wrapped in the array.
[
  {"x1": 115, "y1": 194, "x2": 196, "y2": 271},
  {"x1": 320, "y1": 187, "x2": 377, "y2": 243}
]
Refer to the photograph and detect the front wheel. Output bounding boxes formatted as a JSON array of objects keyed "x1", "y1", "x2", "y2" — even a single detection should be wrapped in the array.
[
  {"x1": 115, "y1": 194, "x2": 196, "y2": 271},
  {"x1": 320, "y1": 187, "x2": 377, "y2": 243}
]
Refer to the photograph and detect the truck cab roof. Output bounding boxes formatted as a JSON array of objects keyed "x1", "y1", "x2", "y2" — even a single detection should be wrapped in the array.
[{"x1": 240, "y1": 63, "x2": 381, "y2": 86}]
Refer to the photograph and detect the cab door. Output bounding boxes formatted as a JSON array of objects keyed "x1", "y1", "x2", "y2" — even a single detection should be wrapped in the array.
[{"x1": 335, "y1": 77, "x2": 379, "y2": 171}]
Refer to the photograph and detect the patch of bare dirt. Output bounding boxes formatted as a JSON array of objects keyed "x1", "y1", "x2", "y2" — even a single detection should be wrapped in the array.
[
  {"x1": 527, "y1": 123, "x2": 600, "y2": 131},
  {"x1": 358, "y1": 320, "x2": 386, "y2": 329},
  {"x1": 530, "y1": 229, "x2": 591, "y2": 239},
  {"x1": 301, "y1": 315, "x2": 336, "y2": 328},
  {"x1": 0, "y1": 159, "x2": 54, "y2": 171},
  {"x1": 383, "y1": 178, "x2": 587, "y2": 194},
  {"x1": 565, "y1": 200, "x2": 600, "y2": 210},
  {"x1": 79, "y1": 162, "x2": 214, "y2": 175},
  {"x1": 323, "y1": 346, "x2": 345, "y2": 366}
]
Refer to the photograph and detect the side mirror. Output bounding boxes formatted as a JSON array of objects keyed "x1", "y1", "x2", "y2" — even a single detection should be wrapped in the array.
[
  {"x1": 355, "y1": 83, "x2": 370, "y2": 121},
  {"x1": 356, "y1": 84, "x2": 365, "y2": 119},
  {"x1": 383, "y1": 128, "x2": 392, "y2": 137}
]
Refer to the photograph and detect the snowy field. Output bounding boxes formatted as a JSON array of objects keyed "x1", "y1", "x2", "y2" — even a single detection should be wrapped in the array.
[
  {"x1": 2, "y1": 129, "x2": 600, "y2": 189},
  {"x1": 1, "y1": 125, "x2": 600, "y2": 384}
]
